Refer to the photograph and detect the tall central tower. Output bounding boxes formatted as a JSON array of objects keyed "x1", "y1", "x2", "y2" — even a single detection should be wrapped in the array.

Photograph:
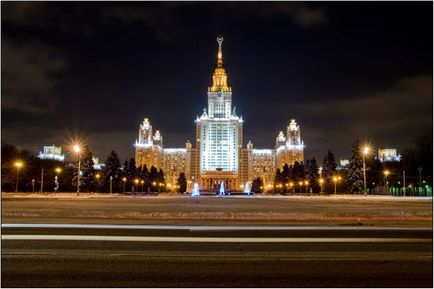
[{"x1": 193, "y1": 36, "x2": 244, "y2": 191}]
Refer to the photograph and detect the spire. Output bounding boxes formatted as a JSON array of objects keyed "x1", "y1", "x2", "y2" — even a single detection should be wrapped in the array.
[
  {"x1": 209, "y1": 35, "x2": 231, "y2": 93},
  {"x1": 217, "y1": 36, "x2": 224, "y2": 67}
]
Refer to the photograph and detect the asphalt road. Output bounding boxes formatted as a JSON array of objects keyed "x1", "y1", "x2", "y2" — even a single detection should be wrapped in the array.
[{"x1": 2, "y1": 225, "x2": 432, "y2": 287}]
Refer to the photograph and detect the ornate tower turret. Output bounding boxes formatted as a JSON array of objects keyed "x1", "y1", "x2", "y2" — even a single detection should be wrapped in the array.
[
  {"x1": 134, "y1": 117, "x2": 163, "y2": 169},
  {"x1": 207, "y1": 36, "x2": 233, "y2": 118}
]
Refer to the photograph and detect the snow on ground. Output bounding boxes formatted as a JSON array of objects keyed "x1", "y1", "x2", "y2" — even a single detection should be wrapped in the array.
[
  {"x1": 2, "y1": 192, "x2": 432, "y2": 227},
  {"x1": 2, "y1": 192, "x2": 432, "y2": 201}
]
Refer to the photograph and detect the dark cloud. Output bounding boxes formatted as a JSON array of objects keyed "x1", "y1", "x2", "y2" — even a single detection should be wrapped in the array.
[
  {"x1": 1, "y1": 2, "x2": 432, "y2": 163},
  {"x1": 299, "y1": 74, "x2": 433, "y2": 160}
]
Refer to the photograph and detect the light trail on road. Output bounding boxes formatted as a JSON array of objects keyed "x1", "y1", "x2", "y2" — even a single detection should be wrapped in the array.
[
  {"x1": 2, "y1": 223, "x2": 432, "y2": 231},
  {"x1": 2, "y1": 234, "x2": 431, "y2": 243}
]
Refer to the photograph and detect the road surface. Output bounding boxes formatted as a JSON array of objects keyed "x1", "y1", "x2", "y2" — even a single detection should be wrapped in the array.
[{"x1": 2, "y1": 224, "x2": 432, "y2": 287}]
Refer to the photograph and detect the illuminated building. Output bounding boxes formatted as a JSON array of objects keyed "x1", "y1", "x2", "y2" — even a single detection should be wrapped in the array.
[
  {"x1": 134, "y1": 36, "x2": 305, "y2": 191},
  {"x1": 92, "y1": 157, "x2": 105, "y2": 170},
  {"x1": 377, "y1": 148, "x2": 401, "y2": 162},
  {"x1": 38, "y1": 145, "x2": 65, "y2": 162}
]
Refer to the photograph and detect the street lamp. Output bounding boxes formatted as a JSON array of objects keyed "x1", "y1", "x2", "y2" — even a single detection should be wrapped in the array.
[
  {"x1": 304, "y1": 180, "x2": 309, "y2": 194},
  {"x1": 109, "y1": 176, "x2": 113, "y2": 195},
  {"x1": 362, "y1": 146, "x2": 370, "y2": 196},
  {"x1": 73, "y1": 145, "x2": 81, "y2": 195},
  {"x1": 319, "y1": 178, "x2": 324, "y2": 194},
  {"x1": 54, "y1": 167, "x2": 62, "y2": 194},
  {"x1": 134, "y1": 179, "x2": 139, "y2": 194},
  {"x1": 95, "y1": 173, "x2": 100, "y2": 194},
  {"x1": 141, "y1": 180, "x2": 144, "y2": 193},
  {"x1": 299, "y1": 181, "x2": 303, "y2": 193},
  {"x1": 122, "y1": 177, "x2": 127, "y2": 193},
  {"x1": 14, "y1": 161, "x2": 23, "y2": 193},
  {"x1": 384, "y1": 170, "x2": 390, "y2": 185},
  {"x1": 333, "y1": 176, "x2": 341, "y2": 195}
]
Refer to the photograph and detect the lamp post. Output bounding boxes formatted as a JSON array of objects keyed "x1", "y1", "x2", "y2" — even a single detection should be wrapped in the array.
[
  {"x1": 362, "y1": 146, "x2": 370, "y2": 196},
  {"x1": 299, "y1": 181, "x2": 303, "y2": 193},
  {"x1": 54, "y1": 167, "x2": 62, "y2": 195},
  {"x1": 418, "y1": 167, "x2": 422, "y2": 187},
  {"x1": 141, "y1": 180, "x2": 144, "y2": 193},
  {"x1": 122, "y1": 177, "x2": 127, "y2": 193},
  {"x1": 31, "y1": 179, "x2": 35, "y2": 193},
  {"x1": 384, "y1": 170, "x2": 390, "y2": 186},
  {"x1": 14, "y1": 161, "x2": 23, "y2": 193},
  {"x1": 73, "y1": 145, "x2": 81, "y2": 196},
  {"x1": 319, "y1": 178, "x2": 324, "y2": 195},
  {"x1": 109, "y1": 176, "x2": 113, "y2": 195},
  {"x1": 333, "y1": 176, "x2": 338, "y2": 194},
  {"x1": 95, "y1": 173, "x2": 100, "y2": 194},
  {"x1": 304, "y1": 180, "x2": 309, "y2": 194},
  {"x1": 134, "y1": 179, "x2": 139, "y2": 194}
]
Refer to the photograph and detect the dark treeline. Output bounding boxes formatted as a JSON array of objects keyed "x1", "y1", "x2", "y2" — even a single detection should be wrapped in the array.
[
  {"x1": 263, "y1": 134, "x2": 432, "y2": 195},
  {"x1": 2, "y1": 133, "x2": 432, "y2": 194},
  {"x1": 1, "y1": 143, "x2": 186, "y2": 193}
]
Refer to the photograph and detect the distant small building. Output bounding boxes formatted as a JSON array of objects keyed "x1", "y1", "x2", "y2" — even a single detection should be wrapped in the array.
[
  {"x1": 38, "y1": 145, "x2": 65, "y2": 162},
  {"x1": 339, "y1": 159, "x2": 350, "y2": 167},
  {"x1": 92, "y1": 157, "x2": 105, "y2": 170},
  {"x1": 377, "y1": 149, "x2": 401, "y2": 162}
]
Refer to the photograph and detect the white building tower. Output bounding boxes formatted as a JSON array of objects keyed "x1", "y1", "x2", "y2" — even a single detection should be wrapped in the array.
[{"x1": 194, "y1": 36, "x2": 244, "y2": 191}]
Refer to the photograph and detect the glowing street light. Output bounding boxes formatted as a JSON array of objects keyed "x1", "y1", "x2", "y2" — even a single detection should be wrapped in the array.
[
  {"x1": 14, "y1": 161, "x2": 23, "y2": 193},
  {"x1": 299, "y1": 181, "x2": 303, "y2": 193},
  {"x1": 122, "y1": 177, "x2": 127, "y2": 193},
  {"x1": 319, "y1": 178, "x2": 324, "y2": 194},
  {"x1": 304, "y1": 180, "x2": 309, "y2": 194},
  {"x1": 73, "y1": 144, "x2": 81, "y2": 195},
  {"x1": 54, "y1": 167, "x2": 62, "y2": 194},
  {"x1": 362, "y1": 145, "x2": 370, "y2": 196},
  {"x1": 384, "y1": 170, "x2": 390, "y2": 185},
  {"x1": 95, "y1": 173, "x2": 101, "y2": 194},
  {"x1": 333, "y1": 176, "x2": 341, "y2": 195},
  {"x1": 141, "y1": 180, "x2": 144, "y2": 193}
]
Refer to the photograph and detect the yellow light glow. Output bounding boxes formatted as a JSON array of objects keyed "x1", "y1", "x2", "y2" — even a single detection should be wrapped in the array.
[
  {"x1": 384, "y1": 170, "x2": 390, "y2": 176},
  {"x1": 134, "y1": 179, "x2": 139, "y2": 184},
  {"x1": 14, "y1": 161, "x2": 23, "y2": 168},
  {"x1": 289, "y1": 182, "x2": 294, "y2": 187},
  {"x1": 73, "y1": 145, "x2": 81, "y2": 153},
  {"x1": 152, "y1": 182, "x2": 156, "y2": 186},
  {"x1": 55, "y1": 167, "x2": 62, "y2": 174},
  {"x1": 299, "y1": 181, "x2": 303, "y2": 186},
  {"x1": 319, "y1": 178, "x2": 324, "y2": 184},
  {"x1": 141, "y1": 180, "x2": 144, "y2": 184},
  {"x1": 333, "y1": 176, "x2": 338, "y2": 182},
  {"x1": 363, "y1": 146, "x2": 370, "y2": 155},
  {"x1": 304, "y1": 181, "x2": 309, "y2": 185},
  {"x1": 122, "y1": 177, "x2": 126, "y2": 182},
  {"x1": 95, "y1": 173, "x2": 100, "y2": 179}
]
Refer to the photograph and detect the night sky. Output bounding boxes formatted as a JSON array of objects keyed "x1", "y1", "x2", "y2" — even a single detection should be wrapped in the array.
[{"x1": 2, "y1": 2, "x2": 432, "y2": 163}]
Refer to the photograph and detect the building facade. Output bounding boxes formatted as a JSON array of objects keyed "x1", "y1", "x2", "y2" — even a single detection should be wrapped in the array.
[
  {"x1": 135, "y1": 37, "x2": 305, "y2": 191},
  {"x1": 38, "y1": 145, "x2": 65, "y2": 162},
  {"x1": 377, "y1": 148, "x2": 401, "y2": 162}
]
